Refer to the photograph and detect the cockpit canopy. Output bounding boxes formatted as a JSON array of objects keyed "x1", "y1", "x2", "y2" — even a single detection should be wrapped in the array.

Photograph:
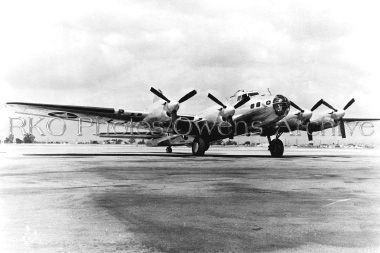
[
  {"x1": 231, "y1": 90, "x2": 260, "y2": 102},
  {"x1": 273, "y1": 95, "x2": 290, "y2": 116}
]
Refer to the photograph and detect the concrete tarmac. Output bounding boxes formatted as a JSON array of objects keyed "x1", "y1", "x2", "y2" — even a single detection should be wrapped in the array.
[{"x1": 0, "y1": 144, "x2": 379, "y2": 252}]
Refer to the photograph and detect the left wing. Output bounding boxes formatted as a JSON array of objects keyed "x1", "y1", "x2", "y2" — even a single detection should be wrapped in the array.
[{"x1": 6, "y1": 102, "x2": 149, "y2": 123}]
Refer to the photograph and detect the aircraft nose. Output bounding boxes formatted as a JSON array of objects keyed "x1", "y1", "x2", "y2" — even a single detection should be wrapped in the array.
[{"x1": 273, "y1": 95, "x2": 290, "y2": 116}]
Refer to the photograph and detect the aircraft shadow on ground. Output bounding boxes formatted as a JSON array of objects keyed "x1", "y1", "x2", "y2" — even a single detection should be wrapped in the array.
[{"x1": 23, "y1": 152, "x2": 354, "y2": 159}]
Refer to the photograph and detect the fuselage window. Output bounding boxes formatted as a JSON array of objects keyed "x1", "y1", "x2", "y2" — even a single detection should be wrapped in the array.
[
  {"x1": 250, "y1": 103, "x2": 255, "y2": 109},
  {"x1": 266, "y1": 100, "x2": 271, "y2": 105},
  {"x1": 256, "y1": 102, "x2": 261, "y2": 107}
]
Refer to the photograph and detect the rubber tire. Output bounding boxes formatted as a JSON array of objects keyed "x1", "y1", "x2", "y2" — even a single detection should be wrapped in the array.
[
  {"x1": 166, "y1": 146, "x2": 172, "y2": 153},
  {"x1": 192, "y1": 138, "x2": 207, "y2": 156},
  {"x1": 269, "y1": 139, "x2": 284, "y2": 157}
]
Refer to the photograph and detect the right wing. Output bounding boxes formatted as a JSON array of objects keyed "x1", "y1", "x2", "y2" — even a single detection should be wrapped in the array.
[
  {"x1": 6, "y1": 102, "x2": 149, "y2": 124},
  {"x1": 343, "y1": 118, "x2": 380, "y2": 122}
]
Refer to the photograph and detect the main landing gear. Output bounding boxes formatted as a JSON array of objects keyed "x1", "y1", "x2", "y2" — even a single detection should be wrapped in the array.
[
  {"x1": 192, "y1": 137, "x2": 209, "y2": 156},
  {"x1": 166, "y1": 146, "x2": 172, "y2": 153},
  {"x1": 267, "y1": 135, "x2": 284, "y2": 158}
]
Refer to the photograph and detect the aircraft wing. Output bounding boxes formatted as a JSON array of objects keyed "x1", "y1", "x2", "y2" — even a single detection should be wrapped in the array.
[
  {"x1": 147, "y1": 134, "x2": 194, "y2": 147},
  {"x1": 343, "y1": 118, "x2": 380, "y2": 122},
  {"x1": 98, "y1": 132, "x2": 165, "y2": 139},
  {"x1": 6, "y1": 102, "x2": 148, "y2": 124}
]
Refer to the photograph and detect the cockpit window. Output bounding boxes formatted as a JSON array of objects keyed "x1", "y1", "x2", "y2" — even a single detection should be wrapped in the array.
[{"x1": 248, "y1": 92, "x2": 259, "y2": 96}]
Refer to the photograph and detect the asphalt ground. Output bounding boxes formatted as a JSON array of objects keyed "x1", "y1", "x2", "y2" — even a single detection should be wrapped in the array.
[{"x1": 0, "y1": 144, "x2": 379, "y2": 252}]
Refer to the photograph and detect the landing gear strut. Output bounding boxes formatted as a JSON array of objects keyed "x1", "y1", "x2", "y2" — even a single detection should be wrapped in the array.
[
  {"x1": 267, "y1": 136, "x2": 284, "y2": 157},
  {"x1": 166, "y1": 146, "x2": 172, "y2": 153},
  {"x1": 205, "y1": 142, "x2": 210, "y2": 151},
  {"x1": 192, "y1": 137, "x2": 208, "y2": 156}
]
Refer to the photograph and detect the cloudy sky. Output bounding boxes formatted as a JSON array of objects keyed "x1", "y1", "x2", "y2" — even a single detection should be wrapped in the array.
[{"x1": 1, "y1": 0, "x2": 380, "y2": 143}]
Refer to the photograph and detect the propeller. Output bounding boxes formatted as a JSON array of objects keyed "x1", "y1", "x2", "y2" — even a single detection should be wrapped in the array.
[
  {"x1": 150, "y1": 87, "x2": 170, "y2": 103},
  {"x1": 207, "y1": 93, "x2": 250, "y2": 121},
  {"x1": 178, "y1": 90, "x2": 197, "y2": 103},
  {"x1": 290, "y1": 101, "x2": 304, "y2": 113},
  {"x1": 207, "y1": 93, "x2": 250, "y2": 138},
  {"x1": 320, "y1": 98, "x2": 355, "y2": 138},
  {"x1": 321, "y1": 100, "x2": 338, "y2": 112},
  {"x1": 208, "y1": 93, "x2": 227, "y2": 109},
  {"x1": 150, "y1": 87, "x2": 197, "y2": 120},
  {"x1": 343, "y1": 98, "x2": 355, "y2": 110},
  {"x1": 290, "y1": 99, "x2": 324, "y2": 125},
  {"x1": 307, "y1": 131, "x2": 313, "y2": 142},
  {"x1": 233, "y1": 95, "x2": 251, "y2": 109},
  {"x1": 290, "y1": 99, "x2": 324, "y2": 142},
  {"x1": 310, "y1": 99, "x2": 324, "y2": 112}
]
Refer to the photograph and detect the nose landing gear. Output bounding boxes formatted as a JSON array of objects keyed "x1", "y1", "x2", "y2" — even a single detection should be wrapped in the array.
[{"x1": 267, "y1": 136, "x2": 284, "y2": 157}]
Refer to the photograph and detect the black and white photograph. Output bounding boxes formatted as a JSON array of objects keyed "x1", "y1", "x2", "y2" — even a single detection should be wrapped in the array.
[{"x1": 1, "y1": 0, "x2": 380, "y2": 252}]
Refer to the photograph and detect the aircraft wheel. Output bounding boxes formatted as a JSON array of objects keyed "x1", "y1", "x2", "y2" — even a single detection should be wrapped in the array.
[
  {"x1": 269, "y1": 139, "x2": 284, "y2": 157},
  {"x1": 166, "y1": 146, "x2": 172, "y2": 153},
  {"x1": 192, "y1": 137, "x2": 207, "y2": 156}
]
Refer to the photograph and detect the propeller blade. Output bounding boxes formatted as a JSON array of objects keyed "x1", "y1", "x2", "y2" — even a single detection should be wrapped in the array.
[
  {"x1": 208, "y1": 93, "x2": 227, "y2": 108},
  {"x1": 307, "y1": 132, "x2": 313, "y2": 141},
  {"x1": 322, "y1": 100, "x2": 337, "y2": 112},
  {"x1": 150, "y1": 87, "x2": 170, "y2": 103},
  {"x1": 227, "y1": 115, "x2": 235, "y2": 139},
  {"x1": 339, "y1": 118, "x2": 346, "y2": 138},
  {"x1": 307, "y1": 122, "x2": 313, "y2": 141},
  {"x1": 290, "y1": 101, "x2": 304, "y2": 113},
  {"x1": 178, "y1": 90, "x2": 197, "y2": 103},
  {"x1": 310, "y1": 99, "x2": 324, "y2": 111},
  {"x1": 171, "y1": 110, "x2": 178, "y2": 122},
  {"x1": 343, "y1": 98, "x2": 355, "y2": 110},
  {"x1": 234, "y1": 96, "x2": 250, "y2": 109}
]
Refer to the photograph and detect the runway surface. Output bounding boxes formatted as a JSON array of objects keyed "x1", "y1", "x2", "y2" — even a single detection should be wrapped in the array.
[{"x1": 0, "y1": 144, "x2": 379, "y2": 252}]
